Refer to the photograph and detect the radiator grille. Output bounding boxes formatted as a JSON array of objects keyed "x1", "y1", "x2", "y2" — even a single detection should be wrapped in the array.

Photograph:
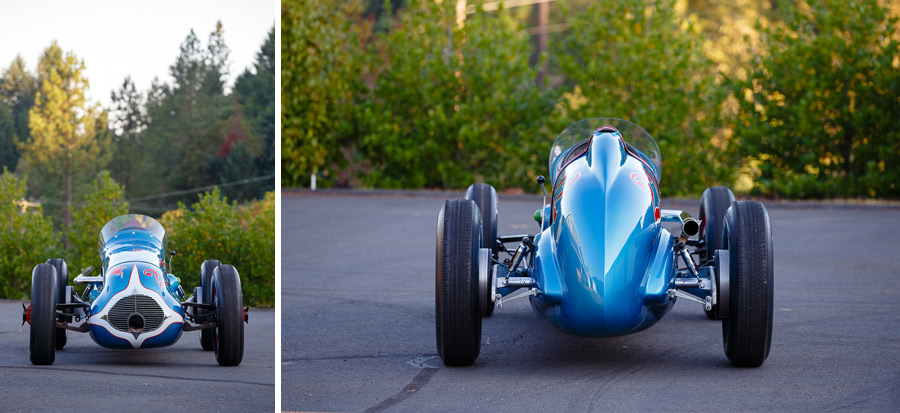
[{"x1": 108, "y1": 294, "x2": 165, "y2": 333}]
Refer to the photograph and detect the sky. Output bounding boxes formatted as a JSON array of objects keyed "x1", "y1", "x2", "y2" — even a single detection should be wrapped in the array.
[{"x1": 1, "y1": 0, "x2": 277, "y2": 109}]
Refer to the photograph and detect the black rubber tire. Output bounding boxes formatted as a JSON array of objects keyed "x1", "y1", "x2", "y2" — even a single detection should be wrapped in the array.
[
  {"x1": 199, "y1": 260, "x2": 220, "y2": 351},
  {"x1": 46, "y1": 258, "x2": 68, "y2": 349},
  {"x1": 212, "y1": 265, "x2": 244, "y2": 366},
  {"x1": 30, "y1": 263, "x2": 57, "y2": 365},
  {"x1": 465, "y1": 183, "x2": 499, "y2": 256},
  {"x1": 699, "y1": 186, "x2": 735, "y2": 262},
  {"x1": 435, "y1": 199, "x2": 483, "y2": 366},
  {"x1": 722, "y1": 201, "x2": 774, "y2": 367},
  {"x1": 699, "y1": 187, "x2": 734, "y2": 319}
]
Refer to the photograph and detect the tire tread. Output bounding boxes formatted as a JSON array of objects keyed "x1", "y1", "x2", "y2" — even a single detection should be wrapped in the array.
[
  {"x1": 213, "y1": 264, "x2": 244, "y2": 366},
  {"x1": 435, "y1": 199, "x2": 482, "y2": 366},
  {"x1": 30, "y1": 263, "x2": 57, "y2": 365},
  {"x1": 723, "y1": 201, "x2": 774, "y2": 367}
]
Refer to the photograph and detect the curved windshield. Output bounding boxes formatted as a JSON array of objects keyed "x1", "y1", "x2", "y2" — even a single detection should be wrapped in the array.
[
  {"x1": 549, "y1": 118, "x2": 661, "y2": 180},
  {"x1": 100, "y1": 214, "x2": 165, "y2": 243}
]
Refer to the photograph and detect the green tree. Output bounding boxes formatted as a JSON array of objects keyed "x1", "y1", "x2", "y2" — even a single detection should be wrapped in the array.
[
  {"x1": 0, "y1": 55, "x2": 38, "y2": 171},
  {"x1": 0, "y1": 102, "x2": 15, "y2": 169},
  {"x1": 233, "y1": 25, "x2": 276, "y2": 199},
  {"x1": 138, "y1": 25, "x2": 231, "y2": 207},
  {"x1": 17, "y1": 42, "x2": 110, "y2": 233},
  {"x1": 67, "y1": 171, "x2": 129, "y2": 275},
  {"x1": 203, "y1": 100, "x2": 262, "y2": 202},
  {"x1": 281, "y1": 0, "x2": 369, "y2": 186},
  {"x1": 0, "y1": 169, "x2": 58, "y2": 299},
  {"x1": 556, "y1": 0, "x2": 730, "y2": 196},
  {"x1": 359, "y1": 0, "x2": 555, "y2": 189},
  {"x1": 109, "y1": 76, "x2": 147, "y2": 193},
  {"x1": 732, "y1": 0, "x2": 900, "y2": 198}
]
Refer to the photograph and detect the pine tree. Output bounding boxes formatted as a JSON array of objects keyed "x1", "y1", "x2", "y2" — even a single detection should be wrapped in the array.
[
  {"x1": 0, "y1": 55, "x2": 38, "y2": 170},
  {"x1": 141, "y1": 25, "x2": 230, "y2": 203},
  {"x1": 17, "y1": 42, "x2": 110, "y2": 237},
  {"x1": 109, "y1": 76, "x2": 146, "y2": 193},
  {"x1": 233, "y1": 25, "x2": 275, "y2": 199}
]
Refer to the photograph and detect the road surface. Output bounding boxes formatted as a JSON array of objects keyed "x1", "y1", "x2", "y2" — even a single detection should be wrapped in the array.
[
  {"x1": 1, "y1": 302, "x2": 274, "y2": 412},
  {"x1": 283, "y1": 190, "x2": 899, "y2": 412}
]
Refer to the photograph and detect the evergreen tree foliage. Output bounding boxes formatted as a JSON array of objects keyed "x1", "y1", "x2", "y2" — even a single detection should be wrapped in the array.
[
  {"x1": 233, "y1": 25, "x2": 276, "y2": 199},
  {"x1": 203, "y1": 100, "x2": 262, "y2": 201},
  {"x1": 0, "y1": 55, "x2": 38, "y2": 171},
  {"x1": 17, "y1": 42, "x2": 110, "y2": 231},
  {"x1": 732, "y1": 0, "x2": 900, "y2": 198},
  {"x1": 109, "y1": 76, "x2": 147, "y2": 193},
  {"x1": 138, "y1": 25, "x2": 231, "y2": 207},
  {"x1": 0, "y1": 102, "x2": 15, "y2": 169}
]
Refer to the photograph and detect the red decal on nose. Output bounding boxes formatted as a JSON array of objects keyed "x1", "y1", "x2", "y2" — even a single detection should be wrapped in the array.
[{"x1": 108, "y1": 266, "x2": 125, "y2": 278}]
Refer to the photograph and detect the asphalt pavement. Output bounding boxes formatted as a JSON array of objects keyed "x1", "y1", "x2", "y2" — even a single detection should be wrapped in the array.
[
  {"x1": 0, "y1": 302, "x2": 275, "y2": 412},
  {"x1": 283, "y1": 190, "x2": 900, "y2": 412}
]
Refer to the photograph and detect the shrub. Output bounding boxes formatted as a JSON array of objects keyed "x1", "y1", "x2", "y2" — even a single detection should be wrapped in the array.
[
  {"x1": 0, "y1": 170, "x2": 58, "y2": 299},
  {"x1": 281, "y1": 0, "x2": 369, "y2": 186},
  {"x1": 161, "y1": 189, "x2": 274, "y2": 307},
  {"x1": 731, "y1": 0, "x2": 900, "y2": 198},
  {"x1": 359, "y1": 0, "x2": 556, "y2": 190}
]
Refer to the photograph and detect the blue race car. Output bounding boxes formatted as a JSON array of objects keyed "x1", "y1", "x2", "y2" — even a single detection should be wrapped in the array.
[
  {"x1": 436, "y1": 118, "x2": 773, "y2": 367},
  {"x1": 25, "y1": 214, "x2": 247, "y2": 366}
]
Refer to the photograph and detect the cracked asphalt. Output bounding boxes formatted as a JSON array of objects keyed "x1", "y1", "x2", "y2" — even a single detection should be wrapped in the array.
[
  {"x1": 1, "y1": 302, "x2": 274, "y2": 412},
  {"x1": 283, "y1": 190, "x2": 900, "y2": 412}
]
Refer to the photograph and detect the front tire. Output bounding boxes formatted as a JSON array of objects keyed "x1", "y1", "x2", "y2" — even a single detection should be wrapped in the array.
[
  {"x1": 199, "y1": 259, "x2": 220, "y2": 351},
  {"x1": 722, "y1": 201, "x2": 774, "y2": 367},
  {"x1": 30, "y1": 263, "x2": 57, "y2": 365},
  {"x1": 435, "y1": 199, "x2": 482, "y2": 366},
  {"x1": 699, "y1": 187, "x2": 734, "y2": 319},
  {"x1": 213, "y1": 265, "x2": 244, "y2": 366},
  {"x1": 46, "y1": 259, "x2": 68, "y2": 349}
]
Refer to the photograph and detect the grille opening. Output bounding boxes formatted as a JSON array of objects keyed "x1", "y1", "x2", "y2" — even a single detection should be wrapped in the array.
[
  {"x1": 128, "y1": 313, "x2": 145, "y2": 332},
  {"x1": 108, "y1": 294, "x2": 165, "y2": 334}
]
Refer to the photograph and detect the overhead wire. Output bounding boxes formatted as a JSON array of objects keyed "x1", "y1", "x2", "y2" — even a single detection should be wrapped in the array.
[{"x1": 23, "y1": 174, "x2": 275, "y2": 208}]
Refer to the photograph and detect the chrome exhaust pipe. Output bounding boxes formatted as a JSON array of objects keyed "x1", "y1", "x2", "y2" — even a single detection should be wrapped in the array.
[{"x1": 682, "y1": 217, "x2": 700, "y2": 237}]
